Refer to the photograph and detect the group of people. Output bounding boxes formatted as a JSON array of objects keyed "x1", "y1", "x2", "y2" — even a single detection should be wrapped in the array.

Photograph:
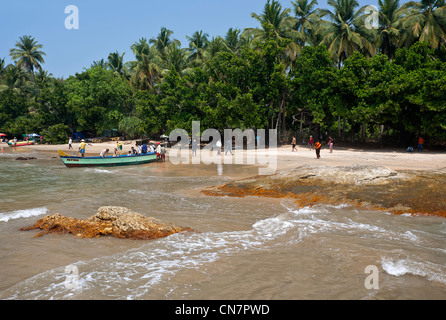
[
  {"x1": 68, "y1": 137, "x2": 166, "y2": 161},
  {"x1": 407, "y1": 137, "x2": 425, "y2": 153},
  {"x1": 292, "y1": 135, "x2": 334, "y2": 159}
]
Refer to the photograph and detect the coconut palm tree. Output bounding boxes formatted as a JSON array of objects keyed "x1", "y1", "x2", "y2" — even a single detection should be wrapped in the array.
[
  {"x1": 0, "y1": 58, "x2": 6, "y2": 77},
  {"x1": 91, "y1": 59, "x2": 107, "y2": 68},
  {"x1": 248, "y1": 0, "x2": 297, "y2": 40},
  {"x1": 106, "y1": 51, "x2": 127, "y2": 76},
  {"x1": 160, "y1": 42, "x2": 190, "y2": 76},
  {"x1": 317, "y1": 0, "x2": 376, "y2": 65},
  {"x1": 248, "y1": 0, "x2": 302, "y2": 67},
  {"x1": 205, "y1": 36, "x2": 226, "y2": 60},
  {"x1": 223, "y1": 28, "x2": 244, "y2": 54},
  {"x1": 375, "y1": 0, "x2": 405, "y2": 59},
  {"x1": 291, "y1": 0, "x2": 321, "y2": 46},
  {"x1": 9, "y1": 35, "x2": 46, "y2": 92},
  {"x1": 0, "y1": 65, "x2": 33, "y2": 94},
  {"x1": 150, "y1": 28, "x2": 178, "y2": 51},
  {"x1": 186, "y1": 30, "x2": 209, "y2": 67},
  {"x1": 129, "y1": 39, "x2": 161, "y2": 90},
  {"x1": 399, "y1": 0, "x2": 446, "y2": 49},
  {"x1": 149, "y1": 27, "x2": 180, "y2": 59}
]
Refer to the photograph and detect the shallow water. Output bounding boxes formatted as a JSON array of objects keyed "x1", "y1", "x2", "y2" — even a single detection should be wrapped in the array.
[{"x1": 0, "y1": 147, "x2": 445, "y2": 300}]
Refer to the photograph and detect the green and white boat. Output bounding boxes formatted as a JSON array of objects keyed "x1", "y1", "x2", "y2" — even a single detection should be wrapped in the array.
[{"x1": 58, "y1": 150, "x2": 158, "y2": 168}]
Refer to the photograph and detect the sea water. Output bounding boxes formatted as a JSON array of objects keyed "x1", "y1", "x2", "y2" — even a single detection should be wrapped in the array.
[{"x1": 0, "y1": 147, "x2": 445, "y2": 300}]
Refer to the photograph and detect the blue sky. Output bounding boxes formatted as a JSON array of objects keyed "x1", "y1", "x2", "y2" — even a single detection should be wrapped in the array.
[{"x1": 1, "y1": 0, "x2": 380, "y2": 79}]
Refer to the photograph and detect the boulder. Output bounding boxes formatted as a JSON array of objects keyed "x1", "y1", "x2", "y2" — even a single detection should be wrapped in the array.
[{"x1": 21, "y1": 206, "x2": 194, "y2": 239}]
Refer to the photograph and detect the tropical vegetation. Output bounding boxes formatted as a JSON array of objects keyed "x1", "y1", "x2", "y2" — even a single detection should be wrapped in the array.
[{"x1": 1, "y1": 0, "x2": 445, "y2": 148}]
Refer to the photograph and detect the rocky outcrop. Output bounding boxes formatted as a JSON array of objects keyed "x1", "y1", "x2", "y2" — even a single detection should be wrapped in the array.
[
  {"x1": 21, "y1": 206, "x2": 194, "y2": 239},
  {"x1": 202, "y1": 165, "x2": 446, "y2": 218}
]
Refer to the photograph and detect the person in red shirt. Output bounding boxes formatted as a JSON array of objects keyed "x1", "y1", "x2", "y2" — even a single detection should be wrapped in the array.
[
  {"x1": 308, "y1": 135, "x2": 314, "y2": 150},
  {"x1": 315, "y1": 141, "x2": 322, "y2": 159},
  {"x1": 417, "y1": 137, "x2": 424, "y2": 152}
]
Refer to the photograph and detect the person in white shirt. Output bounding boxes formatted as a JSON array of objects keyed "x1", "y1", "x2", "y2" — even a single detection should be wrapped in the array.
[{"x1": 100, "y1": 148, "x2": 109, "y2": 157}]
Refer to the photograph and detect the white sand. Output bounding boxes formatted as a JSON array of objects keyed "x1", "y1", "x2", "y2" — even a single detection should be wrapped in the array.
[{"x1": 11, "y1": 140, "x2": 446, "y2": 172}]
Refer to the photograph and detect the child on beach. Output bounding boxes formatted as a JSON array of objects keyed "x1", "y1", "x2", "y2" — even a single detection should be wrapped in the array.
[
  {"x1": 291, "y1": 136, "x2": 297, "y2": 152},
  {"x1": 309, "y1": 136, "x2": 314, "y2": 150},
  {"x1": 327, "y1": 136, "x2": 334, "y2": 153},
  {"x1": 315, "y1": 141, "x2": 321, "y2": 159}
]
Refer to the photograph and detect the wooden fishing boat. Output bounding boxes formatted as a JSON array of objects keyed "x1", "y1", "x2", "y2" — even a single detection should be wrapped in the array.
[
  {"x1": 8, "y1": 141, "x2": 35, "y2": 147},
  {"x1": 58, "y1": 150, "x2": 158, "y2": 168}
]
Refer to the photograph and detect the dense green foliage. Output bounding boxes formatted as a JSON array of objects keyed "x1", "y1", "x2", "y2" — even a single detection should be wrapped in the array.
[{"x1": 1, "y1": 0, "x2": 445, "y2": 146}]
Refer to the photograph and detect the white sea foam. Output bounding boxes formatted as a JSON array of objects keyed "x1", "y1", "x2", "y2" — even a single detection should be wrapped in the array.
[
  {"x1": 382, "y1": 258, "x2": 446, "y2": 284},
  {"x1": 0, "y1": 207, "x2": 47, "y2": 223},
  {"x1": 2, "y1": 205, "x2": 444, "y2": 299},
  {"x1": 85, "y1": 168, "x2": 114, "y2": 174}
]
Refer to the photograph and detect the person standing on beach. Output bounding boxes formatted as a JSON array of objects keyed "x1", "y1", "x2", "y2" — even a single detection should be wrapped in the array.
[
  {"x1": 327, "y1": 136, "x2": 334, "y2": 153},
  {"x1": 418, "y1": 137, "x2": 424, "y2": 152},
  {"x1": 291, "y1": 136, "x2": 297, "y2": 152},
  {"x1": 79, "y1": 139, "x2": 86, "y2": 158},
  {"x1": 225, "y1": 139, "x2": 233, "y2": 155},
  {"x1": 192, "y1": 138, "x2": 198, "y2": 156},
  {"x1": 216, "y1": 139, "x2": 222, "y2": 155},
  {"x1": 68, "y1": 137, "x2": 73, "y2": 149},
  {"x1": 315, "y1": 140, "x2": 322, "y2": 159},
  {"x1": 156, "y1": 142, "x2": 161, "y2": 161},
  {"x1": 308, "y1": 136, "x2": 314, "y2": 150}
]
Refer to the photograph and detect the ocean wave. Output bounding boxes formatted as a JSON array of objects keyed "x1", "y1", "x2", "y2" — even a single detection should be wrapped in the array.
[
  {"x1": 1, "y1": 204, "x2": 443, "y2": 299},
  {"x1": 0, "y1": 207, "x2": 47, "y2": 223},
  {"x1": 382, "y1": 257, "x2": 446, "y2": 285},
  {"x1": 84, "y1": 168, "x2": 114, "y2": 174}
]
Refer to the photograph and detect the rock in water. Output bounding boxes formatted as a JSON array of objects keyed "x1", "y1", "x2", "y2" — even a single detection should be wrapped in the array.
[
  {"x1": 21, "y1": 206, "x2": 194, "y2": 239},
  {"x1": 201, "y1": 165, "x2": 446, "y2": 218}
]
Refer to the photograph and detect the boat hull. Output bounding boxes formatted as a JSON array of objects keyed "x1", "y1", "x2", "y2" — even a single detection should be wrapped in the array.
[
  {"x1": 8, "y1": 141, "x2": 34, "y2": 147},
  {"x1": 58, "y1": 150, "x2": 158, "y2": 167}
]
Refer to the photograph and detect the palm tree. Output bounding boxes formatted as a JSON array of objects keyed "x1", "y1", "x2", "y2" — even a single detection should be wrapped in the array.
[
  {"x1": 186, "y1": 30, "x2": 209, "y2": 66},
  {"x1": 247, "y1": 0, "x2": 302, "y2": 66},
  {"x1": 248, "y1": 0, "x2": 297, "y2": 40},
  {"x1": 223, "y1": 28, "x2": 244, "y2": 54},
  {"x1": 160, "y1": 42, "x2": 190, "y2": 76},
  {"x1": 106, "y1": 51, "x2": 127, "y2": 76},
  {"x1": 91, "y1": 59, "x2": 107, "y2": 68},
  {"x1": 291, "y1": 0, "x2": 321, "y2": 46},
  {"x1": 0, "y1": 58, "x2": 6, "y2": 77},
  {"x1": 376, "y1": 0, "x2": 405, "y2": 59},
  {"x1": 399, "y1": 0, "x2": 446, "y2": 49},
  {"x1": 9, "y1": 35, "x2": 46, "y2": 92},
  {"x1": 205, "y1": 36, "x2": 226, "y2": 60},
  {"x1": 317, "y1": 0, "x2": 376, "y2": 65},
  {"x1": 130, "y1": 39, "x2": 161, "y2": 90},
  {"x1": 149, "y1": 27, "x2": 180, "y2": 57},
  {"x1": 0, "y1": 65, "x2": 33, "y2": 94}
]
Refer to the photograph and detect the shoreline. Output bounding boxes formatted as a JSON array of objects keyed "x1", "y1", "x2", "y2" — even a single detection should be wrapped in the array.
[
  {"x1": 2, "y1": 140, "x2": 445, "y2": 172},
  {"x1": 2, "y1": 141, "x2": 445, "y2": 218}
]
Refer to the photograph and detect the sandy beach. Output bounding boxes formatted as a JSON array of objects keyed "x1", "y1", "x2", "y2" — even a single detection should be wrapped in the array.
[{"x1": 12, "y1": 140, "x2": 446, "y2": 172}]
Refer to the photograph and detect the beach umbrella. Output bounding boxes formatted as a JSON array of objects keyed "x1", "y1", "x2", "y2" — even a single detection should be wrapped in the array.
[
  {"x1": 0, "y1": 133, "x2": 6, "y2": 137},
  {"x1": 28, "y1": 133, "x2": 40, "y2": 137}
]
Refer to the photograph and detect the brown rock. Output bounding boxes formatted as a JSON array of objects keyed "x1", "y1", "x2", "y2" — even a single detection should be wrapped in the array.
[
  {"x1": 21, "y1": 206, "x2": 194, "y2": 239},
  {"x1": 202, "y1": 165, "x2": 446, "y2": 218}
]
